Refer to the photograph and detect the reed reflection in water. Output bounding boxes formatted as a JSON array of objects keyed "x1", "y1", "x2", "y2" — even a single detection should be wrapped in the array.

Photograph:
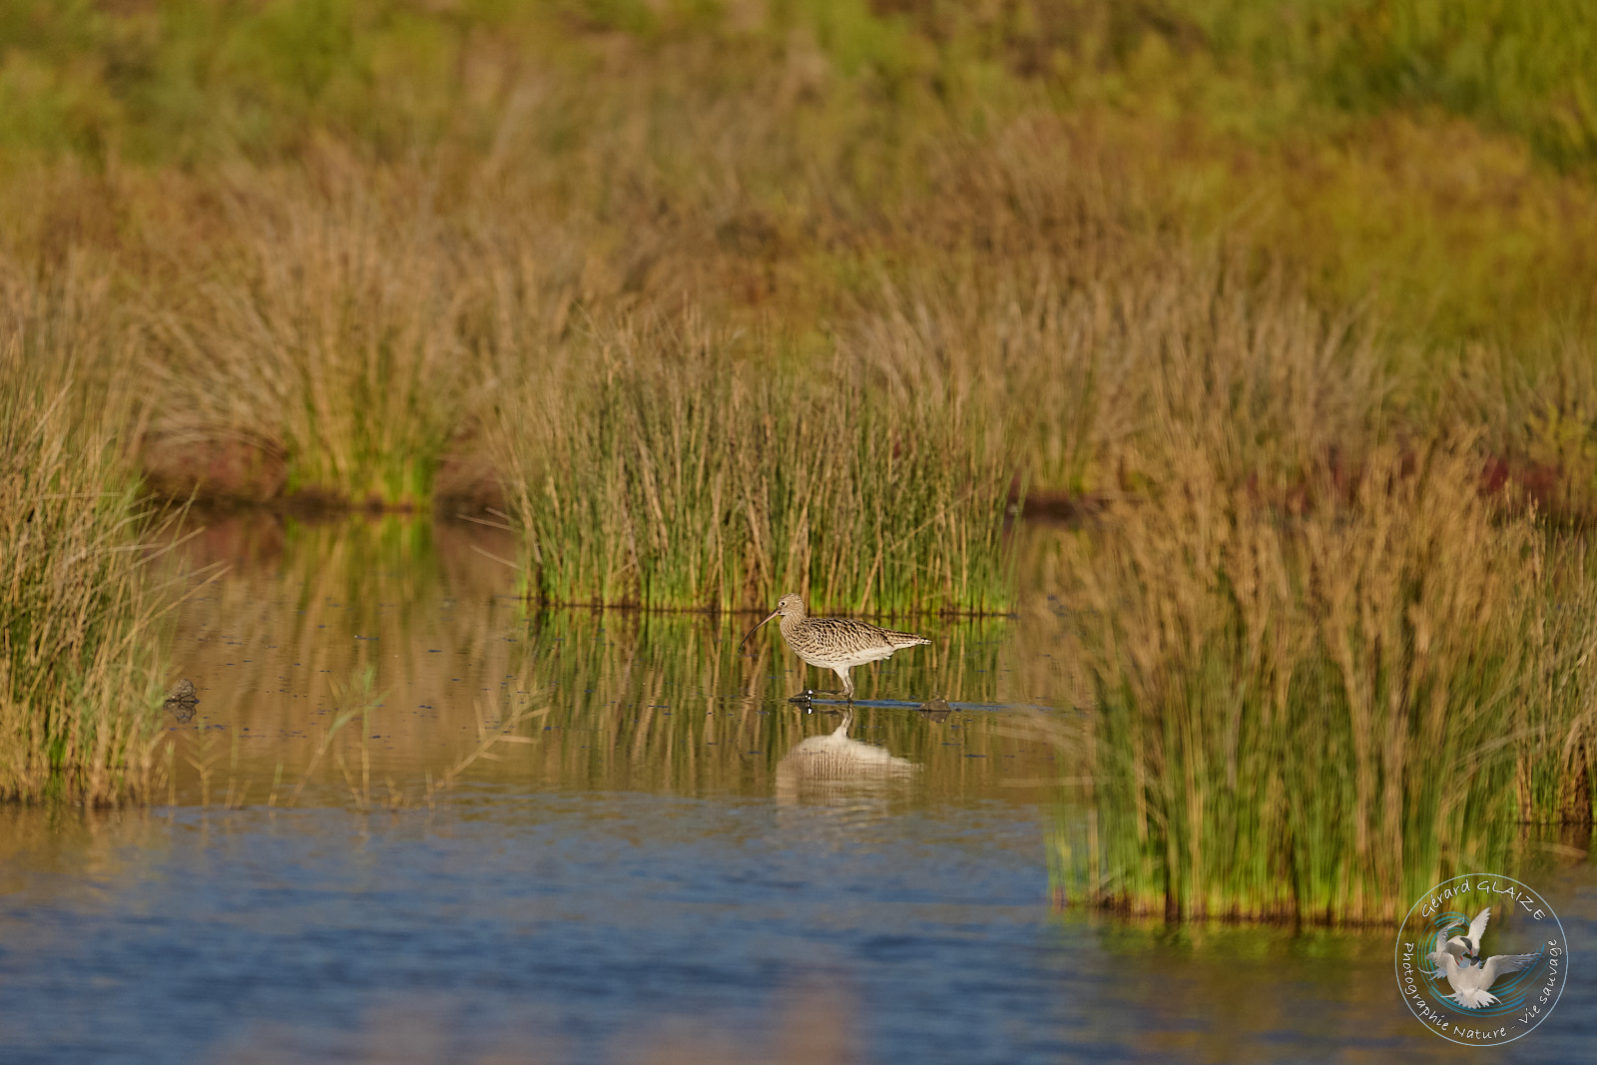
[{"x1": 157, "y1": 514, "x2": 1059, "y2": 808}]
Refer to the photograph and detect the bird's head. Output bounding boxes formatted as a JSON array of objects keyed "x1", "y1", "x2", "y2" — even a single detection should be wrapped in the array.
[{"x1": 738, "y1": 593, "x2": 807, "y2": 651}]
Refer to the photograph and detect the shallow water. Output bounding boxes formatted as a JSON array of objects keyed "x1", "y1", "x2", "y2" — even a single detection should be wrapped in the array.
[{"x1": 1, "y1": 516, "x2": 1593, "y2": 1064}]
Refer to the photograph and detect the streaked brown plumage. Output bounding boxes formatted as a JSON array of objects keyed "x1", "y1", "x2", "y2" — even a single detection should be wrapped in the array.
[{"x1": 739, "y1": 593, "x2": 930, "y2": 699}]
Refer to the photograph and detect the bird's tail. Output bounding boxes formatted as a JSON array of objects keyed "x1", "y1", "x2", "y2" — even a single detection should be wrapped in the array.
[{"x1": 883, "y1": 630, "x2": 931, "y2": 648}]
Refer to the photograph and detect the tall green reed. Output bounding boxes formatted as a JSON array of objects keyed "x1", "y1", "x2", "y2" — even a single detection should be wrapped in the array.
[
  {"x1": 1051, "y1": 441, "x2": 1596, "y2": 924},
  {"x1": 497, "y1": 316, "x2": 1016, "y2": 614}
]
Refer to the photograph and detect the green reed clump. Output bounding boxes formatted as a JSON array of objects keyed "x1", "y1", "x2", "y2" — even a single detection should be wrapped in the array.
[
  {"x1": 0, "y1": 270, "x2": 169, "y2": 804},
  {"x1": 1052, "y1": 441, "x2": 1596, "y2": 924},
  {"x1": 498, "y1": 317, "x2": 1016, "y2": 614}
]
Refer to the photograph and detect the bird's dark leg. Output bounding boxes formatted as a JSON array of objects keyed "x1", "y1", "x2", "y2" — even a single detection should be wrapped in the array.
[
  {"x1": 786, "y1": 665, "x2": 818, "y2": 704},
  {"x1": 786, "y1": 669, "x2": 848, "y2": 708},
  {"x1": 788, "y1": 689, "x2": 848, "y2": 715}
]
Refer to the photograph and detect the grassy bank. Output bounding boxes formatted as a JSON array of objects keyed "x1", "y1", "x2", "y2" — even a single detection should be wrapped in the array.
[{"x1": 0, "y1": 271, "x2": 169, "y2": 804}]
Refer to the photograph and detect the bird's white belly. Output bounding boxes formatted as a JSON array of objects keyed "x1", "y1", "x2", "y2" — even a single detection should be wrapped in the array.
[{"x1": 796, "y1": 645, "x2": 897, "y2": 669}]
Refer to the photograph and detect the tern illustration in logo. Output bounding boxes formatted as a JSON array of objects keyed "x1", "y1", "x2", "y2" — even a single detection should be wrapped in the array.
[{"x1": 1427, "y1": 906, "x2": 1543, "y2": 1009}]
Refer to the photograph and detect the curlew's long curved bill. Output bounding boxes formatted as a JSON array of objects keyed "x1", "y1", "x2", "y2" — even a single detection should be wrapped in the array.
[{"x1": 738, "y1": 610, "x2": 780, "y2": 651}]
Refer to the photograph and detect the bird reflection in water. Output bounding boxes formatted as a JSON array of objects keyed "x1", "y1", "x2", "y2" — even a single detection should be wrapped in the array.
[{"x1": 774, "y1": 710, "x2": 919, "y2": 807}]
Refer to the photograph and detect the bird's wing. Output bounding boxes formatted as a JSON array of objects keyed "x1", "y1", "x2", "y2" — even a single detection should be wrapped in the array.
[
  {"x1": 1467, "y1": 906, "x2": 1492, "y2": 950},
  {"x1": 1480, "y1": 952, "x2": 1540, "y2": 985}
]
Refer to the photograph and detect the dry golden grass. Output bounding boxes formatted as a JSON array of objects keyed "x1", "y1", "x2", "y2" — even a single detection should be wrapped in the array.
[
  {"x1": 0, "y1": 261, "x2": 171, "y2": 804},
  {"x1": 853, "y1": 245, "x2": 1387, "y2": 501},
  {"x1": 1, "y1": 32, "x2": 1592, "y2": 527},
  {"x1": 136, "y1": 153, "x2": 488, "y2": 508},
  {"x1": 1, "y1": 39, "x2": 1590, "y2": 519},
  {"x1": 0, "y1": 1, "x2": 1594, "y2": 512}
]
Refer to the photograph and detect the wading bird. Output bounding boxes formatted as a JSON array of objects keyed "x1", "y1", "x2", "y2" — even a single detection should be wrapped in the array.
[{"x1": 739, "y1": 593, "x2": 930, "y2": 701}]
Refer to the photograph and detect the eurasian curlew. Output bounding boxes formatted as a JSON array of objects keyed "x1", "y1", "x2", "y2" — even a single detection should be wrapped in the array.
[{"x1": 739, "y1": 593, "x2": 930, "y2": 700}]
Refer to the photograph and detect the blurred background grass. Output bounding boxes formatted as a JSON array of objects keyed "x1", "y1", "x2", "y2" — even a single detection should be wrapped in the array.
[
  {"x1": 4, "y1": 0, "x2": 1594, "y2": 337},
  {"x1": 5, "y1": 3, "x2": 1595, "y2": 489},
  {"x1": 5, "y1": 1, "x2": 1596, "y2": 537}
]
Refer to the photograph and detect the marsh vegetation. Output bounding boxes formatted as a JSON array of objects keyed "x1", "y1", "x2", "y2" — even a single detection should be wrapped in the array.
[
  {"x1": 0, "y1": 324, "x2": 169, "y2": 803},
  {"x1": 1048, "y1": 446, "x2": 1597, "y2": 922},
  {"x1": 2, "y1": 1, "x2": 1594, "y2": 924}
]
